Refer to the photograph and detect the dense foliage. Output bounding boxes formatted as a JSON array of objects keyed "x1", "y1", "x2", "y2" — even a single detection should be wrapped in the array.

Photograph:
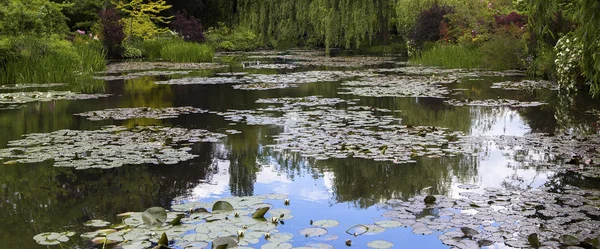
[{"x1": 0, "y1": 0, "x2": 599, "y2": 96}]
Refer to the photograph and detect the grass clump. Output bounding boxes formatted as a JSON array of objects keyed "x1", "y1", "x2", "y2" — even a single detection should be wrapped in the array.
[
  {"x1": 0, "y1": 35, "x2": 106, "y2": 85},
  {"x1": 160, "y1": 41, "x2": 213, "y2": 62},
  {"x1": 410, "y1": 44, "x2": 482, "y2": 69}
]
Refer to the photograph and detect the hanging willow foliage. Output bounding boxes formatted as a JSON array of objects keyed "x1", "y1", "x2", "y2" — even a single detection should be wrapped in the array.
[{"x1": 236, "y1": 0, "x2": 396, "y2": 52}]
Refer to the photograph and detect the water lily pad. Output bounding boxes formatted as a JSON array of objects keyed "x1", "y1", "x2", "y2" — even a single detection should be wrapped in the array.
[
  {"x1": 367, "y1": 240, "x2": 394, "y2": 249},
  {"x1": 213, "y1": 201, "x2": 234, "y2": 212},
  {"x1": 560, "y1": 235, "x2": 580, "y2": 246},
  {"x1": 142, "y1": 207, "x2": 167, "y2": 227},
  {"x1": 33, "y1": 232, "x2": 69, "y2": 245},
  {"x1": 312, "y1": 219, "x2": 339, "y2": 228},
  {"x1": 85, "y1": 219, "x2": 111, "y2": 228},
  {"x1": 252, "y1": 207, "x2": 270, "y2": 218},
  {"x1": 300, "y1": 227, "x2": 328, "y2": 237},
  {"x1": 374, "y1": 220, "x2": 403, "y2": 228},
  {"x1": 75, "y1": 106, "x2": 208, "y2": 121},
  {"x1": 120, "y1": 240, "x2": 152, "y2": 249},
  {"x1": 212, "y1": 236, "x2": 238, "y2": 249},
  {"x1": 262, "y1": 242, "x2": 292, "y2": 249}
]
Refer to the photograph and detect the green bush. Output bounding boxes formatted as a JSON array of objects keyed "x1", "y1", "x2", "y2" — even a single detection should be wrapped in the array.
[
  {"x1": 0, "y1": 35, "x2": 106, "y2": 85},
  {"x1": 205, "y1": 23, "x2": 261, "y2": 51},
  {"x1": 410, "y1": 44, "x2": 482, "y2": 69},
  {"x1": 527, "y1": 44, "x2": 557, "y2": 80},
  {"x1": 160, "y1": 41, "x2": 213, "y2": 62},
  {"x1": 478, "y1": 32, "x2": 526, "y2": 70},
  {"x1": 122, "y1": 44, "x2": 143, "y2": 58}
]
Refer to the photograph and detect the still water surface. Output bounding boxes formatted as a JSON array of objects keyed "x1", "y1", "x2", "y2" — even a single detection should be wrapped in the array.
[{"x1": 1, "y1": 52, "x2": 599, "y2": 248}]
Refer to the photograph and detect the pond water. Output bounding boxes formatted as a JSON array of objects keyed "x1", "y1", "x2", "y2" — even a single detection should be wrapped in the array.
[{"x1": 1, "y1": 51, "x2": 600, "y2": 249}]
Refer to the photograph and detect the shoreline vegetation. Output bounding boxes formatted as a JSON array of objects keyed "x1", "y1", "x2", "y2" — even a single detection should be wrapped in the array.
[{"x1": 0, "y1": 0, "x2": 598, "y2": 95}]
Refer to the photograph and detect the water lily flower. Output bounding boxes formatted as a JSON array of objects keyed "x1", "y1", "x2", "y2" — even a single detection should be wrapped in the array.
[{"x1": 76, "y1": 30, "x2": 85, "y2": 35}]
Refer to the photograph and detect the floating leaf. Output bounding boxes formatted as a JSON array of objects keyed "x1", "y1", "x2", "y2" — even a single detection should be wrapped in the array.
[
  {"x1": 528, "y1": 233, "x2": 541, "y2": 248},
  {"x1": 212, "y1": 201, "x2": 234, "y2": 212},
  {"x1": 33, "y1": 232, "x2": 69, "y2": 245},
  {"x1": 300, "y1": 227, "x2": 328, "y2": 237},
  {"x1": 84, "y1": 219, "x2": 111, "y2": 228},
  {"x1": 460, "y1": 227, "x2": 479, "y2": 237},
  {"x1": 261, "y1": 242, "x2": 292, "y2": 249},
  {"x1": 91, "y1": 237, "x2": 118, "y2": 245},
  {"x1": 120, "y1": 240, "x2": 152, "y2": 249},
  {"x1": 477, "y1": 240, "x2": 494, "y2": 247},
  {"x1": 142, "y1": 207, "x2": 167, "y2": 227},
  {"x1": 374, "y1": 220, "x2": 403, "y2": 228},
  {"x1": 252, "y1": 207, "x2": 270, "y2": 218},
  {"x1": 212, "y1": 236, "x2": 238, "y2": 249},
  {"x1": 367, "y1": 240, "x2": 394, "y2": 249},
  {"x1": 584, "y1": 237, "x2": 600, "y2": 249},
  {"x1": 312, "y1": 219, "x2": 340, "y2": 228},
  {"x1": 560, "y1": 235, "x2": 580, "y2": 246}
]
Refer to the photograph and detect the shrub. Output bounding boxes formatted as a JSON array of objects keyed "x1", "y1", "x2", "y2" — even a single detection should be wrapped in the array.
[
  {"x1": 122, "y1": 44, "x2": 143, "y2": 58},
  {"x1": 527, "y1": 45, "x2": 557, "y2": 80},
  {"x1": 409, "y1": 2, "x2": 454, "y2": 49},
  {"x1": 99, "y1": 8, "x2": 125, "y2": 58},
  {"x1": 410, "y1": 44, "x2": 482, "y2": 69},
  {"x1": 205, "y1": 22, "x2": 261, "y2": 51},
  {"x1": 479, "y1": 32, "x2": 526, "y2": 70},
  {"x1": 160, "y1": 41, "x2": 213, "y2": 62},
  {"x1": 171, "y1": 10, "x2": 204, "y2": 43}
]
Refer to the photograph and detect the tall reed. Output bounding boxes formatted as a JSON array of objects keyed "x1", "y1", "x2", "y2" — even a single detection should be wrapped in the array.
[
  {"x1": 160, "y1": 41, "x2": 214, "y2": 63},
  {"x1": 410, "y1": 44, "x2": 483, "y2": 69}
]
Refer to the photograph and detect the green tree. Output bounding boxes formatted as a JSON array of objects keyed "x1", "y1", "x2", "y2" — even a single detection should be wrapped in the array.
[
  {"x1": 0, "y1": 0, "x2": 70, "y2": 35},
  {"x1": 112, "y1": 0, "x2": 173, "y2": 41}
]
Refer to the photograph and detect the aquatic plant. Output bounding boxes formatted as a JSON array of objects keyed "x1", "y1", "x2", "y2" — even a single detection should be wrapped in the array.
[
  {"x1": 160, "y1": 41, "x2": 214, "y2": 63},
  {"x1": 75, "y1": 106, "x2": 208, "y2": 120},
  {"x1": 410, "y1": 44, "x2": 483, "y2": 69},
  {"x1": 0, "y1": 126, "x2": 226, "y2": 169}
]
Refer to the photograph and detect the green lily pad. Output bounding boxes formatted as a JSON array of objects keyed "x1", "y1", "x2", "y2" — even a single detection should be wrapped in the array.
[
  {"x1": 367, "y1": 240, "x2": 394, "y2": 249},
  {"x1": 312, "y1": 219, "x2": 340, "y2": 228},
  {"x1": 142, "y1": 207, "x2": 167, "y2": 227},
  {"x1": 262, "y1": 242, "x2": 292, "y2": 249},
  {"x1": 560, "y1": 235, "x2": 580, "y2": 246},
  {"x1": 120, "y1": 240, "x2": 152, "y2": 249},
  {"x1": 300, "y1": 227, "x2": 328, "y2": 237},
  {"x1": 528, "y1": 233, "x2": 541, "y2": 248},
  {"x1": 33, "y1": 232, "x2": 69, "y2": 245},
  {"x1": 84, "y1": 219, "x2": 111, "y2": 228},
  {"x1": 213, "y1": 201, "x2": 234, "y2": 212},
  {"x1": 252, "y1": 207, "x2": 270, "y2": 218},
  {"x1": 212, "y1": 236, "x2": 238, "y2": 249},
  {"x1": 374, "y1": 220, "x2": 403, "y2": 228}
]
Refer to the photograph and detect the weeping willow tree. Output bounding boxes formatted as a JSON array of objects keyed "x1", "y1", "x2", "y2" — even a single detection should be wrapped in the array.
[
  {"x1": 236, "y1": 0, "x2": 397, "y2": 52},
  {"x1": 528, "y1": 0, "x2": 600, "y2": 96}
]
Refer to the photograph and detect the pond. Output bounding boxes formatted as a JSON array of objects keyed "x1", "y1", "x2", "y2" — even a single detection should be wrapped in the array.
[{"x1": 1, "y1": 50, "x2": 600, "y2": 249}]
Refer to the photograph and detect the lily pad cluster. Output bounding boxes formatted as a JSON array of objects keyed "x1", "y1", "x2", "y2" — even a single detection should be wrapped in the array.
[
  {"x1": 379, "y1": 185, "x2": 600, "y2": 248},
  {"x1": 491, "y1": 133, "x2": 600, "y2": 177},
  {"x1": 233, "y1": 83, "x2": 297, "y2": 90},
  {"x1": 244, "y1": 63, "x2": 300, "y2": 70},
  {"x1": 94, "y1": 71, "x2": 192, "y2": 81},
  {"x1": 155, "y1": 76, "x2": 242, "y2": 85},
  {"x1": 445, "y1": 99, "x2": 546, "y2": 108},
  {"x1": 75, "y1": 106, "x2": 208, "y2": 121},
  {"x1": 74, "y1": 195, "x2": 298, "y2": 248},
  {"x1": 0, "y1": 91, "x2": 111, "y2": 105},
  {"x1": 218, "y1": 97, "x2": 474, "y2": 163},
  {"x1": 490, "y1": 80, "x2": 558, "y2": 90},
  {"x1": 255, "y1": 96, "x2": 351, "y2": 107},
  {"x1": 0, "y1": 125, "x2": 226, "y2": 169},
  {"x1": 103, "y1": 62, "x2": 225, "y2": 74},
  {"x1": 242, "y1": 70, "x2": 376, "y2": 86},
  {"x1": 337, "y1": 75, "x2": 455, "y2": 98}
]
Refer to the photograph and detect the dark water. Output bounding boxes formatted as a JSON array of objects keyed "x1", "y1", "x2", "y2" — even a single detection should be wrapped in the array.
[{"x1": 1, "y1": 55, "x2": 599, "y2": 249}]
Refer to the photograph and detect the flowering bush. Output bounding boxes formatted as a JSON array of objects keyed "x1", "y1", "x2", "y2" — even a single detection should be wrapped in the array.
[{"x1": 554, "y1": 33, "x2": 583, "y2": 90}]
